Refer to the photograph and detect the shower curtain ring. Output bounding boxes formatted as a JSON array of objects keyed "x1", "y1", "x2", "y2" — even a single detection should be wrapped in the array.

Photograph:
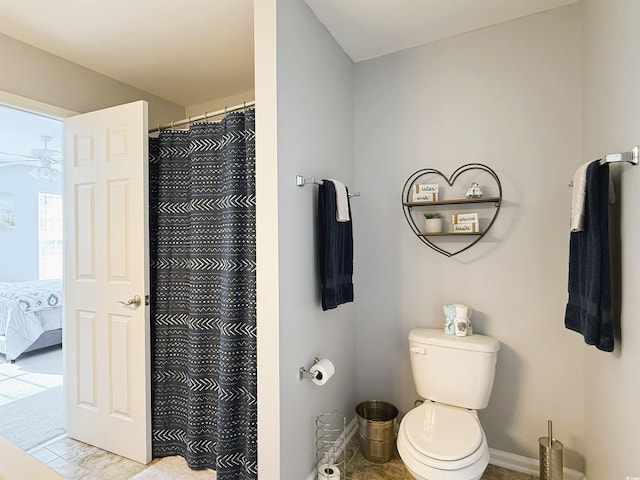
[{"x1": 170, "y1": 120, "x2": 175, "y2": 128}]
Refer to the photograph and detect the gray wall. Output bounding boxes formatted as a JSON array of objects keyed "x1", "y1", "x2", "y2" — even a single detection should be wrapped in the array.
[
  {"x1": 353, "y1": 5, "x2": 585, "y2": 470},
  {"x1": 0, "y1": 166, "x2": 62, "y2": 281},
  {"x1": 275, "y1": 0, "x2": 357, "y2": 478},
  {"x1": 0, "y1": 33, "x2": 183, "y2": 126},
  {"x1": 582, "y1": 1, "x2": 640, "y2": 478}
]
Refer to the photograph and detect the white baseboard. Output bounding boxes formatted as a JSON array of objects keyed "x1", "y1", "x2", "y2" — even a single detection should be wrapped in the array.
[{"x1": 489, "y1": 447, "x2": 586, "y2": 480}]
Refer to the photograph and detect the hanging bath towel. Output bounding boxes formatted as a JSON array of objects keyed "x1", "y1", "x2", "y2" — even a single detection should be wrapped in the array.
[
  {"x1": 318, "y1": 180, "x2": 354, "y2": 310},
  {"x1": 564, "y1": 160, "x2": 613, "y2": 352}
]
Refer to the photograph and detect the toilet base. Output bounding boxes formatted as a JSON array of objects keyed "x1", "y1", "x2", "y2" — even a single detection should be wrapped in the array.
[{"x1": 397, "y1": 425, "x2": 489, "y2": 480}]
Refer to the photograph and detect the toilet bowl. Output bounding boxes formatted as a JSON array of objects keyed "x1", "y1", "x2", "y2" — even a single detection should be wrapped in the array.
[{"x1": 397, "y1": 402, "x2": 489, "y2": 480}]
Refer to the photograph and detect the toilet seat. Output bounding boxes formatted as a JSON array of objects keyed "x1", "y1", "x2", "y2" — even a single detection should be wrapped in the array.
[
  {"x1": 397, "y1": 402, "x2": 489, "y2": 478},
  {"x1": 403, "y1": 402, "x2": 483, "y2": 465}
]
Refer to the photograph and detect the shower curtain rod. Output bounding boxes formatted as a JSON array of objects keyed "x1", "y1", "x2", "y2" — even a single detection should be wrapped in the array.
[{"x1": 149, "y1": 100, "x2": 255, "y2": 133}]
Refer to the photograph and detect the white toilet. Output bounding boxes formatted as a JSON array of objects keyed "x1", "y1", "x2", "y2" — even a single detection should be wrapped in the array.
[{"x1": 397, "y1": 328, "x2": 500, "y2": 480}]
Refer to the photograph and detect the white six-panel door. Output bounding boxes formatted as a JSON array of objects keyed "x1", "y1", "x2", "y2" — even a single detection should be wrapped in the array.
[{"x1": 63, "y1": 101, "x2": 151, "y2": 464}]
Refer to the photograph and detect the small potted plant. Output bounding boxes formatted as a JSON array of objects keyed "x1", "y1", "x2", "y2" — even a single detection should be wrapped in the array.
[{"x1": 423, "y1": 212, "x2": 443, "y2": 234}]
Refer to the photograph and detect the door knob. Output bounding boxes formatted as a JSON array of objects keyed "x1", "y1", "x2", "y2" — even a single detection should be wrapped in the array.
[{"x1": 119, "y1": 295, "x2": 141, "y2": 307}]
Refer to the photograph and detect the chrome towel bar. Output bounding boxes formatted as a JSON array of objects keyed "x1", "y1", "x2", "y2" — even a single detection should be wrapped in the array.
[
  {"x1": 600, "y1": 145, "x2": 639, "y2": 166},
  {"x1": 569, "y1": 145, "x2": 638, "y2": 186},
  {"x1": 296, "y1": 175, "x2": 360, "y2": 197}
]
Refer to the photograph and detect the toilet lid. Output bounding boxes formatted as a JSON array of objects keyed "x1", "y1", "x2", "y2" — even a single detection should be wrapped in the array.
[{"x1": 403, "y1": 402, "x2": 483, "y2": 461}]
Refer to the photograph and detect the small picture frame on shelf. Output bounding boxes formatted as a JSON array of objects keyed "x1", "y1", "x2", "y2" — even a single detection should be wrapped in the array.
[
  {"x1": 413, "y1": 183, "x2": 439, "y2": 194},
  {"x1": 452, "y1": 223, "x2": 479, "y2": 233},
  {"x1": 451, "y1": 212, "x2": 479, "y2": 233},
  {"x1": 452, "y1": 213, "x2": 478, "y2": 224},
  {"x1": 412, "y1": 192, "x2": 438, "y2": 202},
  {"x1": 412, "y1": 183, "x2": 439, "y2": 202}
]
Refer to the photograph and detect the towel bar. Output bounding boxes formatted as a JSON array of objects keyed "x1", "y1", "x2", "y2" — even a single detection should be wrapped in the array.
[
  {"x1": 296, "y1": 175, "x2": 360, "y2": 197},
  {"x1": 600, "y1": 145, "x2": 639, "y2": 165},
  {"x1": 568, "y1": 145, "x2": 638, "y2": 186}
]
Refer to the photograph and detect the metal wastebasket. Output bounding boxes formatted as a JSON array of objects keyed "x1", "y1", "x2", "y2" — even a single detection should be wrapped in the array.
[{"x1": 355, "y1": 400, "x2": 398, "y2": 463}]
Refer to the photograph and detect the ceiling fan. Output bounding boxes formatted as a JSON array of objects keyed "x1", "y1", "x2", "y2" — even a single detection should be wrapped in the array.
[{"x1": 0, "y1": 135, "x2": 62, "y2": 181}]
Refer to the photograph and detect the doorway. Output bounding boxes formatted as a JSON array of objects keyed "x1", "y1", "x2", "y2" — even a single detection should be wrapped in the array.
[
  {"x1": 0, "y1": 97, "x2": 153, "y2": 473},
  {"x1": 0, "y1": 103, "x2": 65, "y2": 452}
]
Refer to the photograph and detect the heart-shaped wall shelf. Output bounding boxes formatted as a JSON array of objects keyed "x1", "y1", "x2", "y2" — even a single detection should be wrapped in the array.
[{"x1": 401, "y1": 163, "x2": 502, "y2": 257}]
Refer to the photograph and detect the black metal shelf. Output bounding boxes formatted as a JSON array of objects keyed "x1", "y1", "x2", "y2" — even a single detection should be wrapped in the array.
[
  {"x1": 418, "y1": 232, "x2": 483, "y2": 237},
  {"x1": 403, "y1": 197, "x2": 500, "y2": 207},
  {"x1": 401, "y1": 163, "x2": 502, "y2": 257}
]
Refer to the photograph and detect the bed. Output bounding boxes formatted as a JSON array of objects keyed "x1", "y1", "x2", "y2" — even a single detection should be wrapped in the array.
[{"x1": 0, "y1": 280, "x2": 63, "y2": 362}]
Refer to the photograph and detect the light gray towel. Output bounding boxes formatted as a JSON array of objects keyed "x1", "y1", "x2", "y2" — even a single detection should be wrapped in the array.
[
  {"x1": 327, "y1": 179, "x2": 350, "y2": 222},
  {"x1": 571, "y1": 161, "x2": 616, "y2": 232},
  {"x1": 570, "y1": 162, "x2": 590, "y2": 232}
]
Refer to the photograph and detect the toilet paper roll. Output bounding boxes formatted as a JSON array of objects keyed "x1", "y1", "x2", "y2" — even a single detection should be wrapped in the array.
[
  {"x1": 317, "y1": 463, "x2": 340, "y2": 480},
  {"x1": 310, "y1": 358, "x2": 335, "y2": 386}
]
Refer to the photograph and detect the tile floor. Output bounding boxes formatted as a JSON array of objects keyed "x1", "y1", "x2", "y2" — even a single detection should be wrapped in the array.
[
  {"x1": 0, "y1": 347, "x2": 63, "y2": 406},
  {"x1": 30, "y1": 436, "x2": 149, "y2": 480},
  {"x1": 1, "y1": 347, "x2": 150, "y2": 479},
  {"x1": 344, "y1": 436, "x2": 535, "y2": 480},
  {"x1": 30, "y1": 434, "x2": 533, "y2": 480},
  {"x1": 2, "y1": 348, "x2": 532, "y2": 479}
]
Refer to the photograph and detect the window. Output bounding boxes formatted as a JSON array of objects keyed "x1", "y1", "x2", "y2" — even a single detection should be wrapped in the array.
[{"x1": 38, "y1": 192, "x2": 63, "y2": 279}]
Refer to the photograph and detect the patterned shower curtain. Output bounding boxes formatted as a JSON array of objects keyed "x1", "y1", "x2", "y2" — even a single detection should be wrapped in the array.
[{"x1": 148, "y1": 108, "x2": 256, "y2": 480}]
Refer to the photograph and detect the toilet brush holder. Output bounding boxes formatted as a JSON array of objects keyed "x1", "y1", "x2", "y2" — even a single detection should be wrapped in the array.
[{"x1": 539, "y1": 420, "x2": 563, "y2": 480}]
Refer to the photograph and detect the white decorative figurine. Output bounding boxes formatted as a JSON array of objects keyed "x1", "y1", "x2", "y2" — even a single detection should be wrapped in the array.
[{"x1": 465, "y1": 182, "x2": 484, "y2": 199}]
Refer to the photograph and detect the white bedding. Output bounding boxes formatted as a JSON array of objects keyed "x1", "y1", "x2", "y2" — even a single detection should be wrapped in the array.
[
  {"x1": 0, "y1": 280, "x2": 63, "y2": 360},
  {"x1": 0, "y1": 280, "x2": 62, "y2": 312}
]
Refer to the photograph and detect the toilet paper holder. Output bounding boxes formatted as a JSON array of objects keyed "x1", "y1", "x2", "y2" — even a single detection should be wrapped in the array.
[{"x1": 299, "y1": 357, "x2": 321, "y2": 381}]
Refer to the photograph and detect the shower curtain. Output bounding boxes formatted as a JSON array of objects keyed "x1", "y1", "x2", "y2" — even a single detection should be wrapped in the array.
[{"x1": 148, "y1": 108, "x2": 256, "y2": 479}]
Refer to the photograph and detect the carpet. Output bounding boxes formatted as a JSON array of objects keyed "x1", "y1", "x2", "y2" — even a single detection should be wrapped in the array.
[
  {"x1": 0, "y1": 385, "x2": 64, "y2": 451},
  {"x1": 129, "y1": 456, "x2": 216, "y2": 479}
]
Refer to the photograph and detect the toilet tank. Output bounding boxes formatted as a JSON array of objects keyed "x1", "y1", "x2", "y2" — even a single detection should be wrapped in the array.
[{"x1": 408, "y1": 328, "x2": 499, "y2": 410}]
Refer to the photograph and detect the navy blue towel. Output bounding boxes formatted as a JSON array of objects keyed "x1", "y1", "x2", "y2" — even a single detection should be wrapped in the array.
[
  {"x1": 318, "y1": 180, "x2": 354, "y2": 310},
  {"x1": 565, "y1": 160, "x2": 613, "y2": 351}
]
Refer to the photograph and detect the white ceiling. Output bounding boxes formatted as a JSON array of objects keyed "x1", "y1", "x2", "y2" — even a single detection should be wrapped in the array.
[
  {"x1": 0, "y1": 0, "x2": 254, "y2": 107},
  {"x1": 304, "y1": 0, "x2": 579, "y2": 62},
  {"x1": 0, "y1": 0, "x2": 579, "y2": 109}
]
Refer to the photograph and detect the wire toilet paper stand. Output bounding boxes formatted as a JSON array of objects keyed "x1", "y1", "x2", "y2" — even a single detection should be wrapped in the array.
[{"x1": 316, "y1": 411, "x2": 347, "y2": 479}]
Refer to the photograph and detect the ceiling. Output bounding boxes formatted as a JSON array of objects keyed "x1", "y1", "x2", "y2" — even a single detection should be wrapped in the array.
[
  {"x1": 304, "y1": 0, "x2": 579, "y2": 62},
  {"x1": 0, "y1": 104, "x2": 63, "y2": 178},
  {"x1": 0, "y1": 0, "x2": 579, "y2": 108},
  {"x1": 0, "y1": 0, "x2": 254, "y2": 107}
]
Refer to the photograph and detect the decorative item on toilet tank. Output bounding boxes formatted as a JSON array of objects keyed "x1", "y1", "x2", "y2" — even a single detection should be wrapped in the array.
[{"x1": 443, "y1": 304, "x2": 473, "y2": 336}]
